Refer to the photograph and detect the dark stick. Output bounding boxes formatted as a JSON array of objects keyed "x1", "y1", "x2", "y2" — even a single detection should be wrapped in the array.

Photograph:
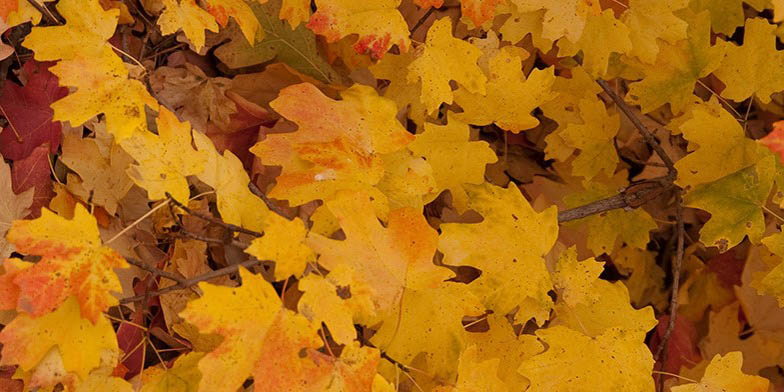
[
  {"x1": 119, "y1": 259, "x2": 265, "y2": 304},
  {"x1": 125, "y1": 257, "x2": 185, "y2": 285},
  {"x1": 557, "y1": 178, "x2": 673, "y2": 222},
  {"x1": 654, "y1": 191, "x2": 685, "y2": 383},
  {"x1": 25, "y1": 0, "x2": 62, "y2": 25},
  {"x1": 166, "y1": 193, "x2": 263, "y2": 237},
  {"x1": 597, "y1": 79, "x2": 678, "y2": 179},
  {"x1": 248, "y1": 182, "x2": 291, "y2": 218}
]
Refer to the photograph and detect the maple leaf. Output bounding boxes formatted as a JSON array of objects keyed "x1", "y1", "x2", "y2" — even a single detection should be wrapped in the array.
[
  {"x1": 760, "y1": 120, "x2": 784, "y2": 161},
  {"x1": 203, "y1": 0, "x2": 260, "y2": 44},
  {"x1": 10, "y1": 143, "x2": 53, "y2": 217},
  {"x1": 158, "y1": 0, "x2": 219, "y2": 52},
  {"x1": 511, "y1": 0, "x2": 600, "y2": 42},
  {"x1": 2, "y1": 204, "x2": 128, "y2": 323},
  {"x1": 179, "y1": 267, "x2": 327, "y2": 392},
  {"x1": 557, "y1": 9, "x2": 632, "y2": 77},
  {"x1": 244, "y1": 214, "x2": 314, "y2": 281},
  {"x1": 22, "y1": 0, "x2": 118, "y2": 61},
  {"x1": 551, "y1": 246, "x2": 604, "y2": 307},
  {"x1": 713, "y1": 18, "x2": 784, "y2": 104},
  {"x1": 546, "y1": 97, "x2": 620, "y2": 182},
  {"x1": 296, "y1": 274, "x2": 356, "y2": 345},
  {"x1": 612, "y1": 246, "x2": 667, "y2": 309},
  {"x1": 119, "y1": 108, "x2": 207, "y2": 203},
  {"x1": 0, "y1": 296, "x2": 118, "y2": 381},
  {"x1": 48, "y1": 48, "x2": 159, "y2": 141},
  {"x1": 674, "y1": 100, "x2": 766, "y2": 188},
  {"x1": 140, "y1": 352, "x2": 205, "y2": 392},
  {"x1": 433, "y1": 345, "x2": 509, "y2": 392},
  {"x1": 375, "y1": 148, "x2": 437, "y2": 212},
  {"x1": 369, "y1": 51, "x2": 429, "y2": 126},
  {"x1": 0, "y1": 159, "x2": 33, "y2": 260},
  {"x1": 683, "y1": 155, "x2": 775, "y2": 251},
  {"x1": 0, "y1": 60, "x2": 68, "y2": 161},
  {"x1": 214, "y1": 0, "x2": 340, "y2": 84},
  {"x1": 416, "y1": 0, "x2": 505, "y2": 28},
  {"x1": 518, "y1": 326, "x2": 655, "y2": 391},
  {"x1": 407, "y1": 17, "x2": 487, "y2": 114},
  {"x1": 626, "y1": 11, "x2": 725, "y2": 114},
  {"x1": 439, "y1": 183, "x2": 558, "y2": 325},
  {"x1": 60, "y1": 125, "x2": 134, "y2": 215},
  {"x1": 251, "y1": 83, "x2": 412, "y2": 207},
  {"x1": 192, "y1": 130, "x2": 269, "y2": 233},
  {"x1": 452, "y1": 47, "x2": 556, "y2": 133},
  {"x1": 691, "y1": 0, "x2": 769, "y2": 35},
  {"x1": 307, "y1": 0, "x2": 410, "y2": 59},
  {"x1": 621, "y1": 0, "x2": 688, "y2": 64},
  {"x1": 407, "y1": 114, "x2": 497, "y2": 211},
  {"x1": 670, "y1": 352, "x2": 769, "y2": 392},
  {"x1": 307, "y1": 191, "x2": 452, "y2": 318},
  {"x1": 371, "y1": 282, "x2": 483, "y2": 381},
  {"x1": 280, "y1": 0, "x2": 310, "y2": 27}
]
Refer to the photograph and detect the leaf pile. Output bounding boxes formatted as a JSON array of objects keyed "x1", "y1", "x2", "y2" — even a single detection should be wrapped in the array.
[{"x1": 2, "y1": 0, "x2": 784, "y2": 391}]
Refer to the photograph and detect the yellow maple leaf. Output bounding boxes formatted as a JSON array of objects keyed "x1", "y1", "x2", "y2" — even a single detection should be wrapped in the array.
[
  {"x1": 158, "y1": 0, "x2": 219, "y2": 52},
  {"x1": 371, "y1": 282, "x2": 483, "y2": 381},
  {"x1": 193, "y1": 130, "x2": 269, "y2": 233},
  {"x1": 48, "y1": 48, "x2": 159, "y2": 141},
  {"x1": 439, "y1": 183, "x2": 558, "y2": 325},
  {"x1": 0, "y1": 296, "x2": 118, "y2": 381},
  {"x1": 3, "y1": 204, "x2": 128, "y2": 323},
  {"x1": 453, "y1": 47, "x2": 556, "y2": 133},
  {"x1": 280, "y1": 0, "x2": 310, "y2": 27},
  {"x1": 307, "y1": 191, "x2": 451, "y2": 318},
  {"x1": 369, "y1": 51, "x2": 429, "y2": 126},
  {"x1": 179, "y1": 267, "x2": 322, "y2": 392},
  {"x1": 552, "y1": 246, "x2": 604, "y2": 307},
  {"x1": 626, "y1": 11, "x2": 725, "y2": 114},
  {"x1": 511, "y1": 0, "x2": 600, "y2": 42},
  {"x1": 251, "y1": 83, "x2": 412, "y2": 207},
  {"x1": 465, "y1": 313, "x2": 543, "y2": 389},
  {"x1": 671, "y1": 352, "x2": 769, "y2": 392},
  {"x1": 547, "y1": 97, "x2": 620, "y2": 182},
  {"x1": 140, "y1": 352, "x2": 205, "y2": 392},
  {"x1": 433, "y1": 345, "x2": 509, "y2": 392},
  {"x1": 612, "y1": 246, "x2": 667, "y2": 310},
  {"x1": 683, "y1": 155, "x2": 775, "y2": 251},
  {"x1": 518, "y1": 326, "x2": 655, "y2": 391},
  {"x1": 203, "y1": 0, "x2": 261, "y2": 44},
  {"x1": 755, "y1": 231, "x2": 784, "y2": 306},
  {"x1": 674, "y1": 101, "x2": 765, "y2": 189},
  {"x1": 407, "y1": 17, "x2": 487, "y2": 114},
  {"x1": 297, "y1": 274, "x2": 356, "y2": 345},
  {"x1": 244, "y1": 214, "x2": 314, "y2": 281},
  {"x1": 408, "y1": 115, "x2": 497, "y2": 211},
  {"x1": 119, "y1": 108, "x2": 208, "y2": 203},
  {"x1": 307, "y1": 0, "x2": 410, "y2": 59},
  {"x1": 375, "y1": 149, "x2": 437, "y2": 212},
  {"x1": 690, "y1": 0, "x2": 769, "y2": 35},
  {"x1": 714, "y1": 18, "x2": 784, "y2": 104},
  {"x1": 557, "y1": 9, "x2": 631, "y2": 77},
  {"x1": 622, "y1": 0, "x2": 688, "y2": 64},
  {"x1": 22, "y1": 0, "x2": 118, "y2": 61}
]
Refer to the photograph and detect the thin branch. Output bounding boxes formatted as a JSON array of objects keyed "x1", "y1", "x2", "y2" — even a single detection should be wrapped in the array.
[
  {"x1": 119, "y1": 259, "x2": 265, "y2": 304},
  {"x1": 557, "y1": 178, "x2": 673, "y2": 222},
  {"x1": 654, "y1": 191, "x2": 685, "y2": 379},
  {"x1": 25, "y1": 0, "x2": 62, "y2": 25},
  {"x1": 166, "y1": 193, "x2": 263, "y2": 237},
  {"x1": 410, "y1": 7, "x2": 436, "y2": 34},
  {"x1": 124, "y1": 257, "x2": 186, "y2": 285},
  {"x1": 597, "y1": 79, "x2": 677, "y2": 180},
  {"x1": 248, "y1": 182, "x2": 291, "y2": 218}
]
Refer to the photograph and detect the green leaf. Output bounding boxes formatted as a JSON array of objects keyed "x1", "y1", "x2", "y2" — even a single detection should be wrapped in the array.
[{"x1": 214, "y1": 0, "x2": 340, "y2": 84}]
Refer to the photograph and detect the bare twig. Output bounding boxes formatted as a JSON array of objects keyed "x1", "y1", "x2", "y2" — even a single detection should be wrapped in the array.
[
  {"x1": 557, "y1": 178, "x2": 673, "y2": 222},
  {"x1": 166, "y1": 193, "x2": 263, "y2": 237},
  {"x1": 654, "y1": 191, "x2": 685, "y2": 376},
  {"x1": 25, "y1": 0, "x2": 62, "y2": 25},
  {"x1": 248, "y1": 182, "x2": 291, "y2": 218},
  {"x1": 410, "y1": 7, "x2": 436, "y2": 34},
  {"x1": 597, "y1": 79, "x2": 677, "y2": 180},
  {"x1": 119, "y1": 259, "x2": 265, "y2": 304},
  {"x1": 125, "y1": 257, "x2": 186, "y2": 285}
]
